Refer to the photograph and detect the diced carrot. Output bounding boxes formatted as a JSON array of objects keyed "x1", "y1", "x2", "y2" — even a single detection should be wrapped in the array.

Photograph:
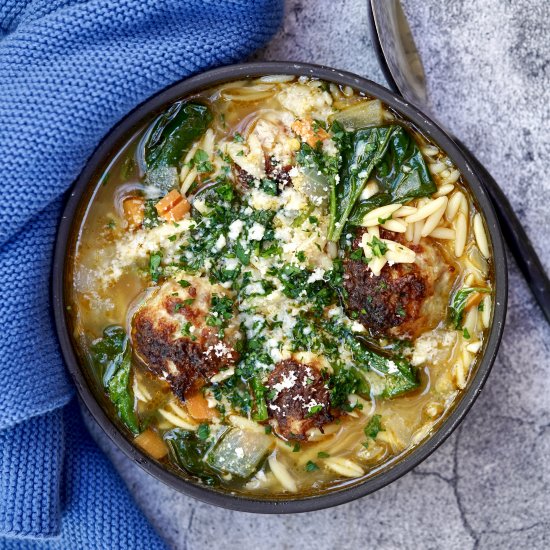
[
  {"x1": 167, "y1": 198, "x2": 190, "y2": 221},
  {"x1": 291, "y1": 118, "x2": 330, "y2": 148},
  {"x1": 186, "y1": 390, "x2": 218, "y2": 421},
  {"x1": 123, "y1": 197, "x2": 145, "y2": 229},
  {"x1": 155, "y1": 189, "x2": 190, "y2": 222},
  {"x1": 155, "y1": 189, "x2": 181, "y2": 215},
  {"x1": 134, "y1": 428, "x2": 168, "y2": 460}
]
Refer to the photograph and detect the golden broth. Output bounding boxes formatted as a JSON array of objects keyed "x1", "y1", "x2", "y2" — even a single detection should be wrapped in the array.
[{"x1": 68, "y1": 76, "x2": 493, "y2": 496}]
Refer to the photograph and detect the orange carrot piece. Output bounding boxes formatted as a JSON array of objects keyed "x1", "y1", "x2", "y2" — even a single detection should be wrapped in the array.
[
  {"x1": 292, "y1": 118, "x2": 330, "y2": 148},
  {"x1": 134, "y1": 429, "x2": 168, "y2": 460},
  {"x1": 167, "y1": 198, "x2": 190, "y2": 221},
  {"x1": 186, "y1": 391, "x2": 218, "y2": 421},
  {"x1": 155, "y1": 189, "x2": 190, "y2": 222},
  {"x1": 155, "y1": 189, "x2": 181, "y2": 215},
  {"x1": 123, "y1": 197, "x2": 144, "y2": 229}
]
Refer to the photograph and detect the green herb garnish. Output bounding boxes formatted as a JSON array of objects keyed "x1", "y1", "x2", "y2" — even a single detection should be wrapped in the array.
[
  {"x1": 149, "y1": 252, "x2": 163, "y2": 283},
  {"x1": 305, "y1": 461, "x2": 319, "y2": 472}
]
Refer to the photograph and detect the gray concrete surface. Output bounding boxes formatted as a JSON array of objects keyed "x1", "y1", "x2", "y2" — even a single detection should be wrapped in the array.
[{"x1": 91, "y1": 1, "x2": 550, "y2": 548}]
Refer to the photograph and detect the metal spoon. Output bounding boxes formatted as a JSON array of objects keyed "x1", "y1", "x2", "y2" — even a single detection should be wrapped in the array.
[{"x1": 368, "y1": 0, "x2": 550, "y2": 324}]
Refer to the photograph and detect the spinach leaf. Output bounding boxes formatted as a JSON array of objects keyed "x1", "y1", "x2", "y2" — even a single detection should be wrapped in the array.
[
  {"x1": 323, "y1": 321, "x2": 420, "y2": 399},
  {"x1": 107, "y1": 353, "x2": 139, "y2": 434},
  {"x1": 165, "y1": 428, "x2": 220, "y2": 486},
  {"x1": 91, "y1": 326, "x2": 139, "y2": 434},
  {"x1": 91, "y1": 325, "x2": 127, "y2": 386},
  {"x1": 328, "y1": 126, "x2": 395, "y2": 240},
  {"x1": 197, "y1": 423, "x2": 210, "y2": 440},
  {"x1": 358, "y1": 346, "x2": 419, "y2": 399},
  {"x1": 144, "y1": 102, "x2": 212, "y2": 171},
  {"x1": 449, "y1": 287, "x2": 491, "y2": 328},
  {"x1": 378, "y1": 362, "x2": 419, "y2": 399},
  {"x1": 346, "y1": 192, "x2": 392, "y2": 225},
  {"x1": 348, "y1": 126, "x2": 437, "y2": 225}
]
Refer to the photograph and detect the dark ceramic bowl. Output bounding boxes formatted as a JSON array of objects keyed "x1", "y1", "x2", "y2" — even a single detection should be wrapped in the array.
[{"x1": 52, "y1": 61, "x2": 507, "y2": 513}]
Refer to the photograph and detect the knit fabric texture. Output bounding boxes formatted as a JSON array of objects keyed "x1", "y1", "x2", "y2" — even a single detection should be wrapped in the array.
[{"x1": 0, "y1": 0, "x2": 283, "y2": 547}]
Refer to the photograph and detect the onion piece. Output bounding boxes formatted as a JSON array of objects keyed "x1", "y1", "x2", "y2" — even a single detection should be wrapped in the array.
[
  {"x1": 298, "y1": 166, "x2": 331, "y2": 206},
  {"x1": 329, "y1": 99, "x2": 384, "y2": 129}
]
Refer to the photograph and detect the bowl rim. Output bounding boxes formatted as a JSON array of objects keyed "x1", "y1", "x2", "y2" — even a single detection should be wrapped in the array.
[{"x1": 52, "y1": 60, "x2": 507, "y2": 514}]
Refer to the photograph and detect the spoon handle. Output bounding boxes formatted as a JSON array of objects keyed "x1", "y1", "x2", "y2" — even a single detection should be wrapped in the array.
[{"x1": 458, "y1": 144, "x2": 550, "y2": 324}]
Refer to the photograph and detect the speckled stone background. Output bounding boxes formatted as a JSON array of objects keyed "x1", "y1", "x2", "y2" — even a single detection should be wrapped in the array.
[{"x1": 89, "y1": 1, "x2": 550, "y2": 548}]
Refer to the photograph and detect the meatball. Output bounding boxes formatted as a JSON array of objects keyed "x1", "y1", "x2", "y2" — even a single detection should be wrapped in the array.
[
  {"x1": 266, "y1": 359, "x2": 332, "y2": 440},
  {"x1": 264, "y1": 155, "x2": 292, "y2": 189},
  {"x1": 132, "y1": 279, "x2": 240, "y2": 401},
  {"x1": 233, "y1": 164, "x2": 255, "y2": 190},
  {"x1": 344, "y1": 229, "x2": 455, "y2": 339},
  {"x1": 233, "y1": 155, "x2": 292, "y2": 192}
]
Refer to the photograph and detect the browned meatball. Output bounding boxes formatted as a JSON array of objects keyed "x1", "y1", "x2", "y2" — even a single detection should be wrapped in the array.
[
  {"x1": 233, "y1": 164, "x2": 255, "y2": 189},
  {"x1": 264, "y1": 155, "x2": 292, "y2": 188},
  {"x1": 233, "y1": 155, "x2": 292, "y2": 191},
  {"x1": 132, "y1": 279, "x2": 240, "y2": 401},
  {"x1": 266, "y1": 359, "x2": 332, "y2": 440},
  {"x1": 344, "y1": 229, "x2": 455, "y2": 339}
]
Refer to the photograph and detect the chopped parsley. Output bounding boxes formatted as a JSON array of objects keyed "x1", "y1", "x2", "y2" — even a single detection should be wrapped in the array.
[
  {"x1": 193, "y1": 149, "x2": 214, "y2": 173},
  {"x1": 214, "y1": 180, "x2": 235, "y2": 202},
  {"x1": 349, "y1": 248, "x2": 364, "y2": 261},
  {"x1": 206, "y1": 295, "x2": 234, "y2": 338},
  {"x1": 307, "y1": 404, "x2": 324, "y2": 416},
  {"x1": 143, "y1": 199, "x2": 161, "y2": 228},
  {"x1": 305, "y1": 460, "x2": 319, "y2": 472},
  {"x1": 181, "y1": 322, "x2": 196, "y2": 341},
  {"x1": 368, "y1": 236, "x2": 388, "y2": 257},
  {"x1": 364, "y1": 414, "x2": 383, "y2": 439},
  {"x1": 149, "y1": 252, "x2": 163, "y2": 283},
  {"x1": 235, "y1": 242, "x2": 251, "y2": 265},
  {"x1": 329, "y1": 366, "x2": 368, "y2": 412}
]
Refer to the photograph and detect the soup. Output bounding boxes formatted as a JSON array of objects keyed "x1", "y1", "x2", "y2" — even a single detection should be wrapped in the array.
[{"x1": 68, "y1": 75, "x2": 494, "y2": 496}]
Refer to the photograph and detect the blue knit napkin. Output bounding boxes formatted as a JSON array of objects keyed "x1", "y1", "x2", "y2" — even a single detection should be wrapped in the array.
[{"x1": 0, "y1": 1, "x2": 283, "y2": 547}]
